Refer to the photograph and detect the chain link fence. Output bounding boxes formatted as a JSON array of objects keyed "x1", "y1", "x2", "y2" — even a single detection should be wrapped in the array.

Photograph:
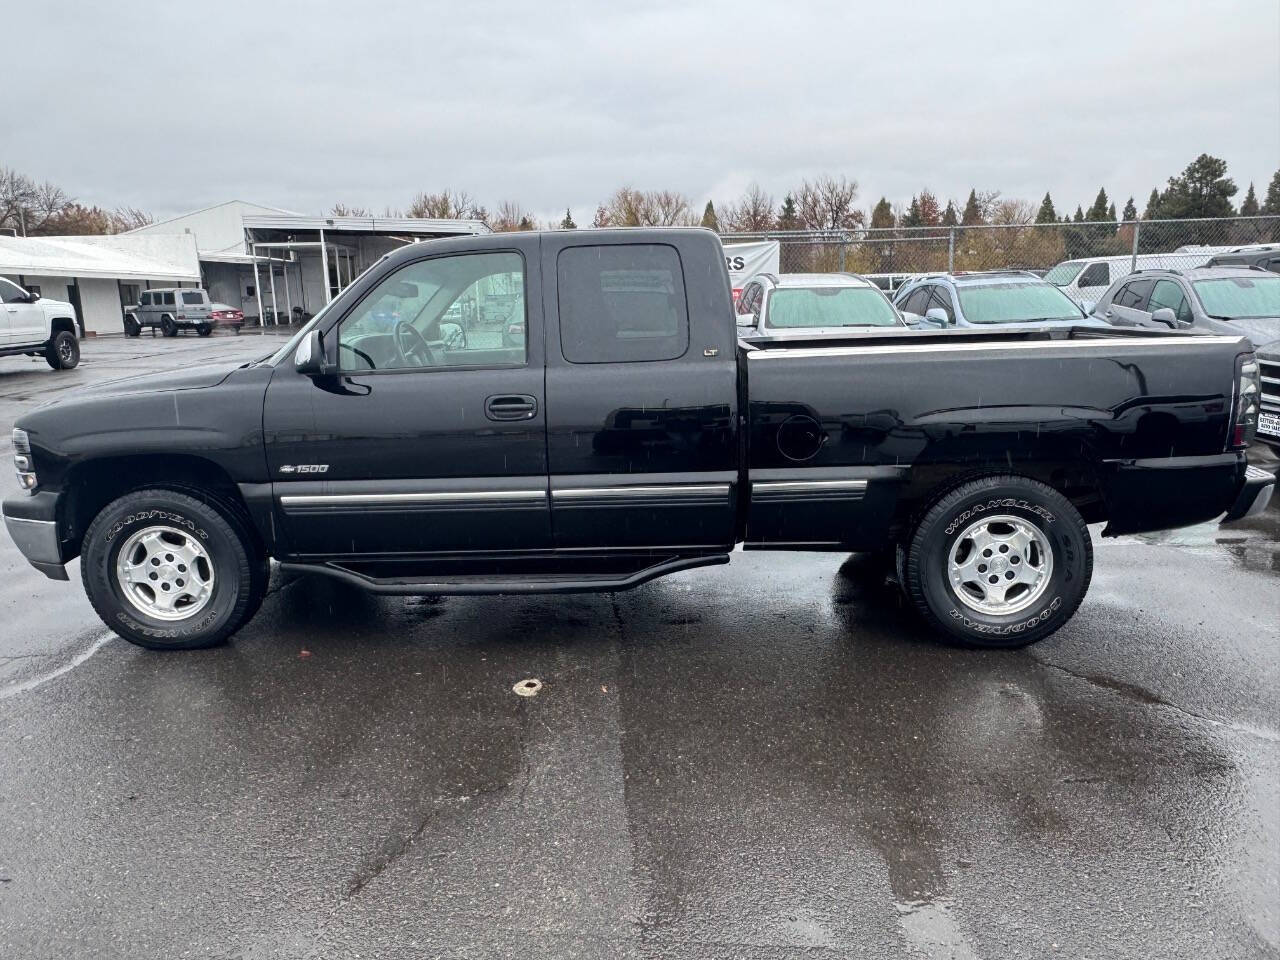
[{"x1": 722, "y1": 215, "x2": 1280, "y2": 285}]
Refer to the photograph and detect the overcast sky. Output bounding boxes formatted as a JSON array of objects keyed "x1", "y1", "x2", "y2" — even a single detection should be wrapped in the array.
[{"x1": 5, "y1": 0, "x2": 1278, "y2": 226}]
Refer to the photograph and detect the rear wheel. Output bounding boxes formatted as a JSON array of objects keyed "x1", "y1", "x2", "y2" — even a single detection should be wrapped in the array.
[
  {"x1": 160, "y1": 315, "x2": 177, "y2": 337},
  {"x1": 196, "y1": 324, "x2": 212, "y2": 337},
  {"x1": 45, "y1": 330, "x2": 80, "y2": 370},
  {"x1": 80, "y1": 489, "x2": 266, "y2": 650},
  {"x1": 903, "y1": 475, "x2": 1092, "y2": 648}
]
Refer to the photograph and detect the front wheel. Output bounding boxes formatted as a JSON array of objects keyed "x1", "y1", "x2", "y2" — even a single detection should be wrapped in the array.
[
  {"x1": 123, "y1": 316, "x2": 141, "y2": 337},
  {"x1": 903, "y1": 475, "x2": 1092, "y2": 648},
  {"x1": 80, "y1": 489, "x2": 265, "y2": 650},
  {"x1": 45, "y1": 330, "x2": 80, "y2": 370}
]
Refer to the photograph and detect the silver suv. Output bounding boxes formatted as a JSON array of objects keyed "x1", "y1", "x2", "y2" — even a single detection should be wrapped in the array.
[{"x1": 126, "y1": 288, "x2": 244, "y2": 338}]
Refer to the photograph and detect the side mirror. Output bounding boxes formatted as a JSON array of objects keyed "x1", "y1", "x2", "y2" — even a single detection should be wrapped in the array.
[
  {"x1": 923, "y1": 307, "x2": 950, "y2": 327},
  {"x1": 736, "y1": 312, "x2": 757, "y2": 328},
  {"x1": 26, "y1": 290, "x2": 41, "y2": 303},
  {"x1": 1149, "y1": 307, "x2": 1178, "y2": 328},
  {"x1": 294, "y1": 329, "x2": 330, "y2": 375},
  {"x1": 900, "y1": 311, "x2": 926, "y2": 328}
]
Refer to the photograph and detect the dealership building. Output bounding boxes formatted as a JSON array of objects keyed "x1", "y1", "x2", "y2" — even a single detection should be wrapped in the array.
[{"x1": 2, "y1": 200, "x2": 489, "y2": 336}]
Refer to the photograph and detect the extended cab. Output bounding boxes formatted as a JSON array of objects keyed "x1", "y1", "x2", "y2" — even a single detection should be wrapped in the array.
[
  {"x1": 0, "y1": 277, "x2": 80, "y2": 370},
  {"x1": 3, "y1": 229, "x2": 1273, "y2": 652}
]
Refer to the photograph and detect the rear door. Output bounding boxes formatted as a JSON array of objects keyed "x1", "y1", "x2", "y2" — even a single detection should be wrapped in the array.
[
  {"x1": 1103, "y1": 277, "x2": 1156, "y2": 325},
  {"x1": 541, "y1": 235, "x2": 739, "y2": 551},
  {"x1": 180, "y1": 290, "x2": 208, "y2": 324},
  {"x1": 263, "y1": 238, "x2": 551, "y2": 558}
]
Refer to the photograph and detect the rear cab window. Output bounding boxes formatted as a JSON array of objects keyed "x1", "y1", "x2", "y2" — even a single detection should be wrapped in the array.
[
  {"x1": 557, "y1": 244, "x2": 689, "y2": 363},
  {"x1": 181, "y1": 291, "x2": 204, "y2": 306}
]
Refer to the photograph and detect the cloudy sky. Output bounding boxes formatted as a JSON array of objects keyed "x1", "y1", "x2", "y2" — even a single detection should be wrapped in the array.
[{"x1": 5, "y1": 0, "x2": 1278, "y2": 225}]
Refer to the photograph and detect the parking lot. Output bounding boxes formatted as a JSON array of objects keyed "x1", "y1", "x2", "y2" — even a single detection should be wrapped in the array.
[{"x1": 0, "y1": 337, "x2": 1277, "y2": 958}]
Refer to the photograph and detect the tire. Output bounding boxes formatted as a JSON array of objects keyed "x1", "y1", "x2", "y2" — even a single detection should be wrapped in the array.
[
  {"x1": 160, "y1": 315, "x2": 177, "y2": 338},
  {"x1": 197, "y1": 324, "x2": 212, "y2": 337},
  {"x1": 80, "y1": 489, "x2": 265, "y2": 650},
  {"x1": 123, "y1": 316, "x2": 141, "y2": 337},
  {"x1": 45, "y1": 330, "x2": 80, "y2": 370},
  {"x1": 903, "y1": 475, "x2": 1092, "y2": 649}
]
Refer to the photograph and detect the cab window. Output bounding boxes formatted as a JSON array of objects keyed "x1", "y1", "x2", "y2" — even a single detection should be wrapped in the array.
[
  {"x1": 1078, "y1": 263, "x2": 1110, "y2": 288},
  {"x1": 1147, "y1": 280, "x2": 1192, "y2": 323},
  {"x1": 1113, "y1": 278, "x2": 1155, "y2": 310},
  {"x1": 0, "y1": 278, "x2": 29, "y2": 303},
  {"x1": 337, "y1": 251, "x2": 525, "y2": 372}
]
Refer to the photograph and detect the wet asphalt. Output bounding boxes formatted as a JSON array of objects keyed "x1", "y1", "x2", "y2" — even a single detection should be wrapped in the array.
[{"x1": 0, "y1": 337, "x2": 1277, "y2": 959}]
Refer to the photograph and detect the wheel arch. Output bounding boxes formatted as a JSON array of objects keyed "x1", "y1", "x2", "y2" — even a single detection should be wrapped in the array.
[
  {"x1": 62, "y1": 454, "x2": 264, "y2": 561},
  {"x1": 49, "y1": 316, "x2": 78, "y2": 337}
]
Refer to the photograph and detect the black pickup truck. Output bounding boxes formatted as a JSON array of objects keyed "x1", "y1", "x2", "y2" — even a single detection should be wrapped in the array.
[{"x1": 3, "y1": 229, "x2": 1273, "y2": 651}]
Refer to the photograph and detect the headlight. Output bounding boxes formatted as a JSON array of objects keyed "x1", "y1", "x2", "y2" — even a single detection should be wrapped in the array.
[{"x1": 12, "y1": 428, "x2": 36, "y2": 491}]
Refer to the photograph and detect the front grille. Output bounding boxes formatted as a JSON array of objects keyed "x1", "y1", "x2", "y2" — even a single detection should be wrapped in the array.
[{"x1": 1261, "y1": 357, "x2": 1280, "y2": 413}]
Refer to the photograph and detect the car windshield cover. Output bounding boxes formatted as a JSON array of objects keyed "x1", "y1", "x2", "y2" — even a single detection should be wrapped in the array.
[
  {"x1": 956, "y1": 282, "x2": 1083, "y2": 324},
  {"x1": 766, "y1": 287, "x2": 899, "y2": 328},
  {"x1": 1193, "y1": 276, "x2": 1280, "y2": 320},
  {"x1": 1043, "y1": 261, "x2": 1085, "y2": 286}
]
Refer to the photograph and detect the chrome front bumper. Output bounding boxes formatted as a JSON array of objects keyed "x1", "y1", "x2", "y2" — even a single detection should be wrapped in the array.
[{"x1": 2, "y1": 494, "x2": 68, "y2": 580}]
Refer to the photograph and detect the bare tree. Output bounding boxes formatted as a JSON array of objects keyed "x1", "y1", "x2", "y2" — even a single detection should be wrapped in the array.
[
  {"x1": 329, "y1": 203, "x2": 372, "y2": 217},
  {"x1": 489, "y1": 201, "x2": 538, "y2": 232},
  {"x1": 407, "y1": 188, "x2": 482, "y2": 220},
  {"x1": 111, "y1": 206, "x2": 153, "y2": 232},
  {"x1": 991, "y1": 198, "x2": 1035, "y2": 226},
  {"x1": 591, "y1": 205, "x2": 610, "y2": 228},
  {"x1": 600, "y1": 187, "x2": 698, "y2": 227},
  {"x1": 721, "y1": 183, "x2": 775, "y2": 232},
  {"x1": 0, "y1": 167, "x2": 69, "y2": 235},
  {"x1": 796, "y1": 175, "x2": 863, "y2": 231}
]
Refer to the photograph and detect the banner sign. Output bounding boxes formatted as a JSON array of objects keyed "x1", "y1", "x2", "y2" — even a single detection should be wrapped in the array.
[{"x1": 722, "y1": 240, "x2": 780, "y2": 300}]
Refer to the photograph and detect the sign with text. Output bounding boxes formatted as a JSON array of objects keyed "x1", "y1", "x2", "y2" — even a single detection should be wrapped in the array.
[{"x1": 723, "y1": 240, "x2": 780, "y2": 300}]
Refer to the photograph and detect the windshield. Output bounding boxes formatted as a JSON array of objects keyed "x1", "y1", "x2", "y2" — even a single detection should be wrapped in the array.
[
  {"x1": 765, "y1": 287, "x2": 900, "y2": 328},
  {"x1": 1193, "y1": 276, "x2": 1280, "y2": 320},
  {"x1": 1043, "y1": 261, "x2": 1085, "y2": 286},
  {"x1": 956, "y1": 282, "x2": 1083, "y2": 324}
]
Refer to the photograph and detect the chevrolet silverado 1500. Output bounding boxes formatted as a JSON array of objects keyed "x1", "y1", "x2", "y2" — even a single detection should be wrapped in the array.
[{"x1": 3, "y1": 229, "x2": 1273, "y2": 650}]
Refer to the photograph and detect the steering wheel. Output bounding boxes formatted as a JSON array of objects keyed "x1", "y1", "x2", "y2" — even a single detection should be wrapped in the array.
[{"x1": 393, "y1": 320, "x2": 436, "y2": 367}]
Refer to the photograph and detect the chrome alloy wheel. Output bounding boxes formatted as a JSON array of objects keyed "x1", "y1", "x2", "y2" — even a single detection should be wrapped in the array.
[
  {"x1": 947, "y1": 514, "x2": 1053, "y2": 616},
  {"x1": 58, "y1": 337, "x2": 75, "y2": 365},
  {"x1": 114, "y1": 525, "x2": 215, "y2": 621}
]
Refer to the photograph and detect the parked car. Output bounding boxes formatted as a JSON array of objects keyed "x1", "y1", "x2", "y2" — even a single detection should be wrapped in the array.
[
  {"x1": 735, "y1": 273, "x2": 907, "y2": 340},
  {"x1": 127, "y1": 288, "x2": 244, "y2": 337},
  {"x1": 1206, "y1": 245, "x2": 1280, "y2": 274},
  {"x1": 0, "y1": 276, "x2": 80, "y2": 370},
  {"x1": 1091, "y1": 266, "x2": 1280, "y2": 346},
  {"x1": 1257, "y1": 345, "x2": 1280, "y2": 463},
  {"x1": 893, "y1": 271, "x2": 1106, "y2": 330},
  {"x1": 1044, "y1": 252, "x2": 1218, "y2": 308},
  {"x1": 2, "y1": 228, "x2": 1272, "y2": 655}
]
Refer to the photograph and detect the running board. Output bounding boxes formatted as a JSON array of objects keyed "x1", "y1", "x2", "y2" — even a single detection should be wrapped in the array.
[{"x1": 277, "y1": 553, "x2": 729, "y2": 595}]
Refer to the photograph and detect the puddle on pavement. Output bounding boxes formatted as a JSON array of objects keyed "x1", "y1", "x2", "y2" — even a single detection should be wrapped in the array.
[{"x1": 895, "y1": 897, "x2": 980, "y2": 960}]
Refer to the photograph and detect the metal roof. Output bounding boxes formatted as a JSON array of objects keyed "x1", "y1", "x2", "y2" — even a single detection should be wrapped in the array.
[
  {"x1": 241, "y1": 214, "x2": 491, "y2": 236},
  {"x1": 0, "y1": 234, "x2": 200, "y2": 282}
]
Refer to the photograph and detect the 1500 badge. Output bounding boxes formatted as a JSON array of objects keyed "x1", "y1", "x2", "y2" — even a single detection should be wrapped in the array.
[{"x1": 279, "y1": 464, "x2": 329, "y2": 474}]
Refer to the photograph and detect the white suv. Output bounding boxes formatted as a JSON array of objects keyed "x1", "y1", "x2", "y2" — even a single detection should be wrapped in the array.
[{"x1": 0, "y1": 277, "x2": 80, "y2": 370}]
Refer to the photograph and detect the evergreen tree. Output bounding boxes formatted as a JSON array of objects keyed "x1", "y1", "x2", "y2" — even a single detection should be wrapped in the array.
[
  {"x1": 1121, "y1": 196, "x2": 1138, "y2": 221},
  {"x1": 1156, "y1": 154, "x2": 1237, "y2": 219},
  {"x1": 1035, "y1": 192, "x2": 1057, "y2": 223},
  {"x1": 1240, "y1": 183, "x2": 1259, "y2": 217},
  {"x1": 560, "y1": 208, "x2": 577, "y2": 230},
  {"x1": 1107, "y1": 202, "x2": 1116, "y2": 222},
  {"x1": 869, "y1": 196, "x2": 894, "y2": 230},
  {"x1": 1144, "y1": 188, "x2": 1162, "y2": 219},
  {"x1": 941, "y1": 200, "x2": 958, "y2": 227},
  {"x1": 900, "y1": 195, "x2": 923, "y2": 228},
  {"x1": 1073, "y1": 206, "x2": 1085, "y2": 223},
  {"x1": 1086, "y1": 188, "x2": 1110, "y2": 222},
  {"x1": 700, "y1": 201, "x2": 719, "y2": 232},
  {"x1": 776, "y1": 194, "x2": 799, "y2": 230},
  {"x1": 961, "y1": 189, "x2": 983, "y2": 226},
  {"x1": 1264, "y1": 170, "x2": 1280, "y2": 215}
]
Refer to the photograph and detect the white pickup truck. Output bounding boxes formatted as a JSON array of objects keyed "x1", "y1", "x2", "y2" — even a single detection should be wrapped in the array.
[{"x1": 0, "y1": 276, "x2": 80, "y2": 370}]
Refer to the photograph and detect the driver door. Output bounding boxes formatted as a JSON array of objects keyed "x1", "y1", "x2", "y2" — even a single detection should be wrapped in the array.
[{"x1": 263, "y1": 240, "x2": 551, "y2": 558}]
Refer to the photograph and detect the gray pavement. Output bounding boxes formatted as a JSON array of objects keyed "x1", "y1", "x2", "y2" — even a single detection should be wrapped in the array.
[{"x1": 0, "y1": 336, "x2": 1277, "y2": 958}]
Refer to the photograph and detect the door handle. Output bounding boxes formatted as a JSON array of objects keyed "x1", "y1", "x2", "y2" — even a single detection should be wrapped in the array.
[{"x1": 485, "y1": 394, "x2": 538, "y2": 421}]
